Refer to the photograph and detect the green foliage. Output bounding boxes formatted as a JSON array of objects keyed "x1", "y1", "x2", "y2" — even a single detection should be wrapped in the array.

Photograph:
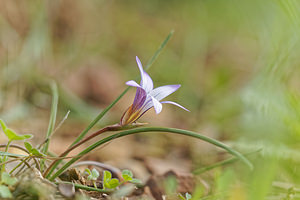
[
  {"x1": 103, "y1": 170, "x2": 120, "y2": 189},
  {"x1": 0, "y1": 119, "x2": 32, "y2": 141},
  {"x1": 0, "y1": 152, "x2": 26, "y2": 158},
  {"x1": 0, "y1": 185, "x2": 12, "y2": 198},
  {"x1": 122, "y1": 169, "x2": 142, "y2": 185},
  {"x1": 1, "y1": 172, "x2": 17, "y2": 186},
  {"x1": 42, "y1": 81, "x2": 58, "y2": 155},
  {"x1": 24, "y1": 142, "x2": 45, "y2": 157},
  {"x1": 102, "y1": 170, "x2": 141, "y2": 190},
  {"x1": 84, "y1": 168, "x2": 99, "y2": 181},
  {"x1": 164, "y1": 175, "x2": 177, "y2": 195},
  {"x1": 0, "y1": 172, "x2": 17, "y2": 199},
  {"x1": 121, "y1": 170, "x2": 133, "y2": 182},
  {"x1": 178, "y1": 193, "x2": 192, "y2": 200}
]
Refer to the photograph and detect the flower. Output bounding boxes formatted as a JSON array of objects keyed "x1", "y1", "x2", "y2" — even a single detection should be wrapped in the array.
[{"x1": 120, "y1": 56, "x2": 189, "y2": 125}]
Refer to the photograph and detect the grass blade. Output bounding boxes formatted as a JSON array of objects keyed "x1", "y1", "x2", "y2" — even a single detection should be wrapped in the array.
[
  {"x1": 49, "y1": 127, "x2": 253, "y2": 181},
  {"x1": 42, "y1": 81, "x2": 59, "y2": 154},
  {"x1": 193, "y1": 149, "x2": 260, "y2": 174}
]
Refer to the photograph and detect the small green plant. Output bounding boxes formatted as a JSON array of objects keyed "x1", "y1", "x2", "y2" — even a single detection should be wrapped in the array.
[
  {"x1": 24, "y1": 142, "x2": 46, "y2": 157},
  {"x1": 121, "y1": 169, "x2": 142, "y2": 185},
  {"x1": 102, "y1": 169, "x2": 141, "y2": 190},
  {"x1": 0, "y1": 119, "x2": 33, "y2": 174},
  {"x1": 178, "y1": 193, "x2": 192, "y2": 200},
  {"x1": 84, "y1": 168, "x2": 100, "y2": 188},
  {"x1": 102, "y1": 170, "x2": 120, "y2": 189}
]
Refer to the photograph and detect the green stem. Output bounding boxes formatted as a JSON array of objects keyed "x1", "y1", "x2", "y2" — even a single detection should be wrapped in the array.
[
  {"x1": 1, "y1": 140, "x2": 12, "y2": 173},
  {"x1": 9, "y1": 157, "x2": 30, "y2": 175},
  {"x1": 57, "y1": 181, "x2": 112, "y2": 193},
  {"x1": 93, "y1": 181, "x2": 97, "y2": 189},
  {"x1": 49, "y1": 127, "x2": 253, "y2": 181}
]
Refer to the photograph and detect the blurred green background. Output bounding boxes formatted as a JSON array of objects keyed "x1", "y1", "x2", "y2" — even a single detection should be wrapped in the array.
[{"x1": 1, "y1": 0, "x2": 300, "y2": 199}]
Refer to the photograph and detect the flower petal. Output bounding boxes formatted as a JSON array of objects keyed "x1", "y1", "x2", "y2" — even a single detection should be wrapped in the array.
[
  {"x1": 136, "y1": 56, "x2": 153, "y2": 93},
  {"x1": 151, "y1": 96, "x2": 162, "y2": 114},
  {"x1": 126, "y1": 80, "x2": 141, "y2": 88},
  {"x1": 150, "y1": 85, "x2": 181, "y2": 101},
  {"x1": 131, "y1": 87, "x2": 147, "y2": 111},
  {"x1": 142, "y1": 71, "x2": 154, "y2": 92},
  {"x1": 161, "y1": 101, "x2": 190, "y2": 112}
]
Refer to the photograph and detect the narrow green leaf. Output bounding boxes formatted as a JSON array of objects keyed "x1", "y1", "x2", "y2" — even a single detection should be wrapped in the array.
[
  {"x1": 49, "y1": 127, "x2": 253, "y2": 181},
  {"x1": 0, "y1": 151, "x2": 26, "y2": 157},
  {"x1": 193, "y1": 150, "x2": 260, "y2": 175},
  {"x1": 145, "y1": 30, "x2": 174, "y2": 70},
  {"x1": 0, "y1": 185, "x2": 12, "y2": 198},
  {"x1": 42, "y1": 81, "x2": 59, "y2": 154}
]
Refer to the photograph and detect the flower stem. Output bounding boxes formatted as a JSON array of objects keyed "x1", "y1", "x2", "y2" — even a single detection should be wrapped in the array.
[{"x1": 48, "y1": 127, "x2": 253, "y2": 181}]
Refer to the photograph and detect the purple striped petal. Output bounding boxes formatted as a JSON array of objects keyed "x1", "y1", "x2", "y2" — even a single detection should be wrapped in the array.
[
  {"x1": 136, "y1": 56, "x2": 153, "y2": 93},
  {"x1": 150, "y1": 85, "x2": 181, "y2": 101},
  {"x1": 161, "y1": 101, "x2": 190, "y2": 112},
  {"x1": 132, "y1": 87, "x2": 147, "y2": 110},
  {"x1": 151, "y1": 96, "x2": 162, "y2": 114},
  {"x1": 126, "y1": 80, "x2": 141, "y2": 88}
]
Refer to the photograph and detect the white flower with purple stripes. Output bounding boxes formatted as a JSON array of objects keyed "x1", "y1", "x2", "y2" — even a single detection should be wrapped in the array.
[{"x1": 120, "y1": 56, "x2": 189, "y2": 125}]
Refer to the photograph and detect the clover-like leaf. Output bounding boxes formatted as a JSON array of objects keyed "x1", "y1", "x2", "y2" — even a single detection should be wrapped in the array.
[
  {"x1": 91, "y1": 169, "x2": 99, "y2": 180},
  {"x1": 103, "y1": 170, "x2": 120, "y2": 189},
  {"x1": 0, "y1": 120, "x2": 33, "y2": 141},
  {"x1": 24, "y1": 142, "x2": 33, "y2": 152},
  {"x1": 103, "y1": 170, "x2": 112, "y2": 183},
  {"x1": 31, "y1": 149, "x2": 45, "y2": 157},
  {"x1": 24, "y1": 142, "x2": 45, "y2": 157},
  {"x1": 0, "y1": 185, "x2": 12, "y2": 198},
  {"x1": 106, "y1": 178, "x2": 120, "y2": 189},
  {"x1": 1, "y1": 172, "x2": 17, "y2": 186},
  {"x1": 122, "y1": 169, "x2": 133, "y2": 182}
]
